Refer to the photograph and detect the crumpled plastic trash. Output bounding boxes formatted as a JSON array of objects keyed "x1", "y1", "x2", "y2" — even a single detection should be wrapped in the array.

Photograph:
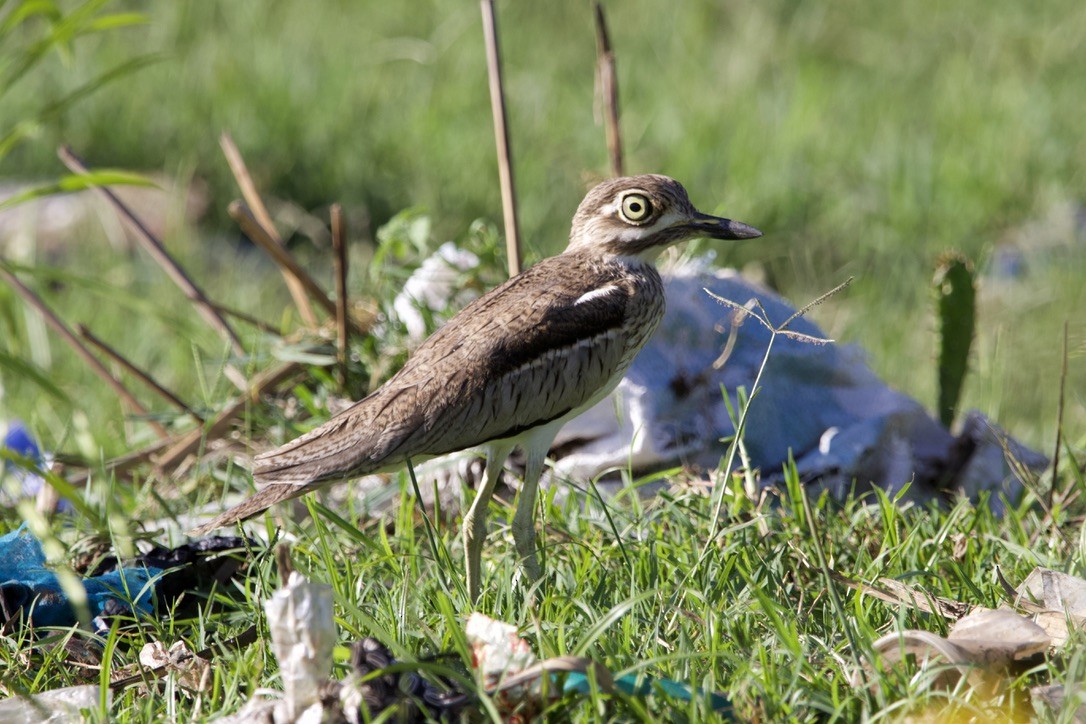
[
  {"x1": 0, "y1": 526, "x2": 158, "y2": 630},
  {"x1": 86, "y1": 535, "x2": 250, "y2": 620},
  {"x1": 217, "y1": 571, "x2": 336, "y2": 723},
  {"x1": 218, "y1": 571, "x2": 474, "y2": 723},
  {"x1": 549, "y1": 262, "x2": 1047, "y2": 507},
  {"x1": 342, "y1": 637, "x2": 471, "y2": 720},
  {"x1": 265, "y1": 571, "x2": 337, "y2": 722},
  {"x1": 466, "y1": 612, "x2": 540, "y2": 693},
  {"x1": 0, "y1": 683, "x2": 107, "y2": 723},
  {"x1": 0, "y1": 527, "x2": 248, "y2": 634}
]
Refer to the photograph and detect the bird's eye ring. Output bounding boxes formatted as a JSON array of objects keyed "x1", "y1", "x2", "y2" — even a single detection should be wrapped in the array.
[{"x1": 619, "y1": 192, "x2": 653, "y2": 224}]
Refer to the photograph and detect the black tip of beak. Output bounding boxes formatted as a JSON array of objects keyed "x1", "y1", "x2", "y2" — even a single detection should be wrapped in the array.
[
  {"x1": 691, "y1": 212, "x2": 763, "y2": 240},
  {"x1": 720, "y1": 219, "x2": 763, "y2": 240}
]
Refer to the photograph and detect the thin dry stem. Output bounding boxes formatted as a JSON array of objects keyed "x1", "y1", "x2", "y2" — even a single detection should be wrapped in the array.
[
  {"x1": 228, "y1": 201, "x2": 363, "y2": 335},
  {"x1": 77, "y1": 324, "x2": 203, "y2": 423},
  {"x1": 57, "y1": 145, "x2": 245, "y2": 356},
  {"x1": 66, "y1": 436, "x2": 175, "y2": 486},
  {"x1": 275, "y1": 543, "x2": 295, "y2": 584},
  {"x1": 594, "y1": 2, "x2": 624, "y2": 177},
  {"x1": 480, "y1": 0, "x2": 522, "y2": 277},
  {"x1": 220, "y1": 132, "x2": 319, "y2": 327},
  {"x1": 154, "y1": 361, "x2": 303, "y2": 473},
  {"x1": 0, "y1": 265, "x2": 169, "y2": 438},
  {"x1": 330, "y1": 203, "x2": 350, "y2": 388},
  {"x1": 1050, "y1": 319, "x2": 1068, "y2": 511},
  {"x1": 206, "y1": 300, "x2": 281, "y2": 337}
]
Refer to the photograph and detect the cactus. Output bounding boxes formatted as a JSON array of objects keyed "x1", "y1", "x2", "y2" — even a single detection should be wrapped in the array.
[{"x1": 933, "y1": 252, "x2": 976, "y2": 429}]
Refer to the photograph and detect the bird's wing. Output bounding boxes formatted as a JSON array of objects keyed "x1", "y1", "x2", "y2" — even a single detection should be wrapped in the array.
[
  {"x1": 187, "y1": 258, "x2": 645, "y2": 536},
  {"x1": 252, "y1": 257, "x2": 638, "y2": 484}
]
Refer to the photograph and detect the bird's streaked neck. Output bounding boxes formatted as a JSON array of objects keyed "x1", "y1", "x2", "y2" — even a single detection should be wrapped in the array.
[
  {"x1": 612, "y1": 248, "x2": 667, "y2": 266},
  {"x1": 561, "y1": 242, "x2": 667, "y2": 268}
]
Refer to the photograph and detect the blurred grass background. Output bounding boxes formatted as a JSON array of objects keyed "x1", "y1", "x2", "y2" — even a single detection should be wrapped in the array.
[{"x1": 1, "y1": 0, "x2": 1084, "y2": 454}]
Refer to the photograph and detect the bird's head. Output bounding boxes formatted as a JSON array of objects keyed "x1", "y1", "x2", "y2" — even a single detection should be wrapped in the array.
[{"x1": 566, "y1": 174, "x2": 761, "y2": 261}]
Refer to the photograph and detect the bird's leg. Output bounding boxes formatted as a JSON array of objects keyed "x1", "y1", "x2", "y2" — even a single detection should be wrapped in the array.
[
  {"x1": 512, "y1": 440, "x2": 550, "y2": 586},
  {"x1": 463, "y1": 442, "x2": 513, "y2": 603}
]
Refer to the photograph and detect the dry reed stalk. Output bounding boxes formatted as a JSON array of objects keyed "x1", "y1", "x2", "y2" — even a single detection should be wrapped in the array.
[
  {"x1": 220, "y1": 132, "x2": 319, "y2": 328},
  {"x1": 594, "y1": 3, "x2": 624, "y2": 177},
  {"x1": 330, "y1": 203, "x2": 350, "y2": 387},
  {"x1": 154, "y1": 361, "x2": 303, "y2": 473},
  {"x1": 228, "y1": 201, "x2": 365, "y2": 336},
  {"x1": 480, "y1": 0, "x2": 522, "y2": 277}
]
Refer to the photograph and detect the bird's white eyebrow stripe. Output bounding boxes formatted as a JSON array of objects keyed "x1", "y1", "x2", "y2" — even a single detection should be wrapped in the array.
[{"x1": 573, "y1": 285, "x2": 619, "y2": 306}]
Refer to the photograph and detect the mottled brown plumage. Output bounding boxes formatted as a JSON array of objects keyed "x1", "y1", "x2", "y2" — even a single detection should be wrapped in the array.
[{"x1": 190, "y1": 174, "x2": 761, "y2": 600}]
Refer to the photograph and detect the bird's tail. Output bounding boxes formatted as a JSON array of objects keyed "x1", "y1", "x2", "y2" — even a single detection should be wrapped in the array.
[
  {"x1": 187, "y1": 480, "x2": 318, "y2": 537},
  {"x1": 187, "y1": 387, "x2": 417, "y2": 537}
]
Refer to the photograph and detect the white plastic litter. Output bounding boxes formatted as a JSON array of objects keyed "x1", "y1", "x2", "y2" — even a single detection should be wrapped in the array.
[
  {"x1": 465, "y1": 612, "x2": 538, "y2": 691},
  {"x1": 215, "y1": 571, "x2": 335, "y2": 724},
  {"x1": 551, "y1": 262, "x2": 1046, "y2": 507},
  {"x1": 265, "y1": 571, "x2": 336, "y2": 722},
  {"x1": 0, "y1": 685, "x2": 106, "y2": 723}
]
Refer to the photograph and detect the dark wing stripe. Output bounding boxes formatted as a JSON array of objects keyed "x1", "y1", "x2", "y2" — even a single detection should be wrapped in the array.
[{"x1": 419, "y1": 329, "x2": 628, "y2": 455}]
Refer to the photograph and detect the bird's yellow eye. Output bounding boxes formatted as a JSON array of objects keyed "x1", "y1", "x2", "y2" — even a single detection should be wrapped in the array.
[{"x1": 619, "y1": 193, "x2": 653, "y2": 224}]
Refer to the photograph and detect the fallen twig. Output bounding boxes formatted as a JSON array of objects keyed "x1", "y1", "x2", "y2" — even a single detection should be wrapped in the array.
[
  {"x1": 480, "y1": 0, "x2": 522, "y2": 277},
  {"x1": 64, "y1": 437, "x2": 176, "y2": 487},
  {"x1": 206, "y1": 299, "x2": 281, "y2": 337}
]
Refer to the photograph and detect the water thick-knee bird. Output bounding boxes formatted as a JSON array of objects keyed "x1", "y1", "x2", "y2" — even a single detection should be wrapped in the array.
[{"x1": 190, "y1": 175, "x2": 761, "y2": 601}]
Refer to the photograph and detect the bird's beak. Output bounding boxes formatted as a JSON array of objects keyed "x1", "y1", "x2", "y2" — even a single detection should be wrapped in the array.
[{"x1": 685, "y1": 211, "x2": 762, "y2": 240}]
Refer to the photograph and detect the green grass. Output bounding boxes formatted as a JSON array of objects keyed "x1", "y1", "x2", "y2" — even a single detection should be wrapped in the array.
[
  {"x1": 1, "y1": 459, "x2": 1082, "y2": 720},
  {"x1": 2, "y1": 0, "x2": 1086, "y2": 720}
]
